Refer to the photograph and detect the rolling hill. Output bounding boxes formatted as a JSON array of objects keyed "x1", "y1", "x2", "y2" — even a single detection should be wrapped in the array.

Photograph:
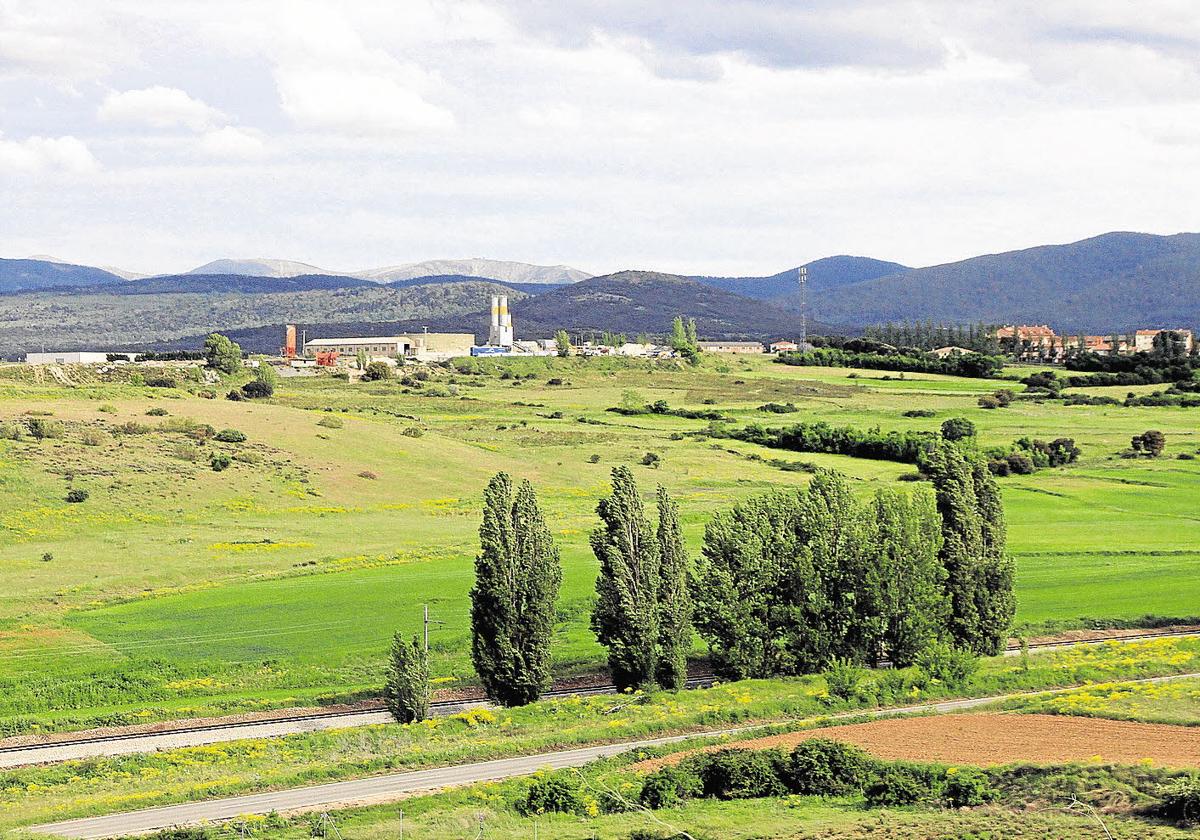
[
  {"x1": 815, "y1": 232, "x2": 1200, "y2": 331},
  {"x1": 0, "y1": 258, "x2": 126, "y2": 293},
  {"x1": 692, "y1": 255, "x2": 909, "y2": 304},
  {"x1": 185, "y1": 258, "x2": 332, "y2": 277},
  {"x1": 359, "y1": 258, "x2": 590, "y2": 284}
]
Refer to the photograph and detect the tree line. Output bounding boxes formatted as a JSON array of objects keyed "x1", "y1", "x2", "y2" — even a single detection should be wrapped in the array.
[
  {"x1": 776, "y1": 347, "x2": 1005, "y2": 378},
  {"x1": 386, "y1": 441, "x2": 1015, "y2": 719}
]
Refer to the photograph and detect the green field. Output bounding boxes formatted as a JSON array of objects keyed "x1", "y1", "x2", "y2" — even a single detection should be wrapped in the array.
[{"x1": 2, "y1": 355, "x2": 1200, "y2": 732}]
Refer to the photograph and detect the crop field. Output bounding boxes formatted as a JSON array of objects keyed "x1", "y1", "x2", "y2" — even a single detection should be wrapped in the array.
[{"x1": 2, "y1": 354, "x2": 1200, "y2": 733}]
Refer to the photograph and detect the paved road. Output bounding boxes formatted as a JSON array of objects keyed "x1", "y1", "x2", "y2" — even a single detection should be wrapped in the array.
[
  {"x1": 9, "y1": 631, "x2": 1196, "y2": 770},
  {"x1": 30, "y1": 670, "x2": 1200, "y2": 839},
  {"x1": 29, "y1": 730, "x2": 743, "y2": 839}
]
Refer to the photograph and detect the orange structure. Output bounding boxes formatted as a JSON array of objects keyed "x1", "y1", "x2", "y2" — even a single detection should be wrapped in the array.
[
  {"x1": 315, "y1": 351, "x2": 340, "y2": 367},
  {"x1": 282, "y1": 324, "x2": 297, "y2": 358}
]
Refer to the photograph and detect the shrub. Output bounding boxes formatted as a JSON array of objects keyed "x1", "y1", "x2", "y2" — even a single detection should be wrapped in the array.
[
  {"x1": 784, "y1": 739, "x2": 874, "y2": 796},
  {"x1": 316, "y1": 416, "x2": 343, "y2": 429},
  {"x1": 170, "y1": 443, "x2": 198, "y2": 461},
  {"x1": 823, "y1": 658, "x2": 865, "y2": 701},
  {"x1": 977, "y1": 395, "x2": 1001, "y2": 410},
  {"x1": 233, "y1": 451, "x2": 260, "y2": 464},
  {"x1": 641, "y1": 452, "x2": 661, "y2": 468},
  {"x1": 240, "y1": 380, "x2": 273, "y2": 399},
  {"x1": 639, "y1": 765, "x2": 703, "y2": 809},
  {"x1": 114, "y1": 421, "x2": 150, "y2": 435},
  {"x1": 145, "y1": 407, "x2": 169, "y2": 416},
  {"x1": 1180, "y1": 453, "x2": 1196, "y2": 461},
  {"x1": 146, "y1": 377, "x2": 176, "y2": 388},
  {"x1": 357, "y1": 470, "x2": 378, "y2": 480},
  {"x1": 196, "y1": 388, "x2": 217, "y2": 400},
  {"x1": 80, "y1": 428, "x2": 106, "y2": 446},
  {"x1": 210, "y1": 453, "x2": 232, "y2": 472},
  {"x1": 0, "y1": 422, "x2": 23, "y2": 441},
  {"x1": 688, "y1": 748, "x2": 788, "y2": 800},
  {"x1": 97, "y1": 404, "x2": 118, "y2": 413},
  {"x1": 214, "y1": 428, "x2": 247, "y2": 443},
  {"x1": 730, "y1": 421, "x2": 936, "y2": 464},
  {"x1": 758, "y1": 402, "x2": 799, "y2": 414},
  {"x1": 402, "y1": 426, "x2": 424, "y2": 438},
  {"x1": 65, "y1": 488, "x2": 89, "y2": 503},
  {"x1": 942, "y1": 767, "x2": 998, "y2": 808},
  {"x1": 1132, "y1": 429, "x2": 1167, "y2": 457},
  {"x1": 915, "y1": 641, "x2": 979, "y2": 688},
  {"x1": 27, "y1": 418, "x2": 65, "y2": 440},
  {"x1": 940, "y1": 417, "x2": 976, "y2": 441},
  {"x1": 902, "y1": 409, "x2": 936, "y2": 418},
  {"x1": 864, "y1": 764, "x2": 941, "y2": 806},
  {"x1": 588, "y1": 454, "x2": 601, "y2": 464},
  {"x1": 361, "y1": 361, "x2": 392, "y2": 382},
  {"x1": 520, "y1": 774, "x2": 583, "y2": 815},
  {"x1": 1157, "y1": 776, "x2": 1200, "y2": 824},
  {"x1": 547, "y1": 378, "x2": 565, "y2": 386}
]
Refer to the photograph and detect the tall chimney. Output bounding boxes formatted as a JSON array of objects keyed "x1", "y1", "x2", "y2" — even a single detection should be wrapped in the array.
[
  {"x1": 490, "y1": 295, "x2": 500, "y2": 328},
  {"x1": 284, "y1": 324, "x2": 297, "y2": 358}
]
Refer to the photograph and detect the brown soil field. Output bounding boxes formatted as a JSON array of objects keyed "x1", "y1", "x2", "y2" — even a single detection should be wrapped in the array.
[{"x1": 634, "y1": 713, "x2": 1200, "y2": 772}]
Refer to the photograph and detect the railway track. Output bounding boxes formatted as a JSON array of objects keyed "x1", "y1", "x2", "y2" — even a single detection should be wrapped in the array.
[{"x1": 3, "y1": 627, "x2": 1196, "y2": 764}]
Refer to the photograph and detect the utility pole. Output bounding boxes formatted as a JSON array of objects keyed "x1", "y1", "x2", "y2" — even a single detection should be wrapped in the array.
[
  {"x1": 797, "y1": 264, "x2": 808, "y2": 349},
  {"x1": 423, "y1": 604, "x2": 429, "y2": 653}
]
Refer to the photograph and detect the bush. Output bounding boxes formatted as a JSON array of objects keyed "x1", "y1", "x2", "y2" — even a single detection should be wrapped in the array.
[
  {"x1": 80, "y1": 428, "x2": 106, "y2": 446},
  {"x1": 196, "y1": 389, "x2": 217, "y2": 400},
  {"x1": 902, "y1": 409, "x2": 936, "y2": 418},
  {"x1": 170, "y1": 443, "x2": 198, "y2": 461},
  {"x1": 97, "y1": 404, "x2": 118, "y2": 413},
  {"x1": 0, "y1": 422, "x2": 23, "y2": 441},
  {"x1": 225, "y1": 389, "x2": 244, "y2": 401},
  {"x1": 641, "y1": 451, "x2": 661, "y2": 468},
  {"x1": 361, "y1": 361, "x2": 392, "y2": 382},
  {"x1": 357, "y1": 470, "x2": 378, "y2": 480},
  {"x1": 639, "y1": 765, "x2": 703, "y2": 809},
  {"x1": 864, "y1": 765, "x2": 934, "y2": 806},
  {"x1": 214, "y1": 429, "x2": 247, "y2": 443},
  {"x1": 688, "y1": 748, "x2": 788, "y2": 800},
  {"x1": 316, "y1": 416, "x2": 343, "y2": 429},
  {"x1": 146, "y1": 377, "x2": 176, "y2": 388},
  {"x1": 114, "y1": 421, "x2": 150, "y2": 435},
  {"x1": 940, "y1": 417, "x2": 976, "y2": 441},
  {"x1": 402, "y1": 427, "x2": 424, "y2": 438},
  {"x1": 977, "y1": 395, "x2": 1001, "y2": 410},
  {"x1": 1157, "y1": 776, "x2": 1200, "y2": 824},
  {"x1": 240, "y1": 379, "x2": 273, "y2": 399},
  {"x1": 758, "y1": 402, "x2": 798, "y2": 414},
  {"x1": 823, "y1": 658, "x2": 865, "y2": 701},
  {"x1": 942, "y1": 767, "x2": 998, "y2": 808},
  {"x1": 730, "y1": 421, "x2": 936, "y2": 464},
  {"x1": 210, "y1": 453, "x2": 232, "y2": 472},
  {"x1": 588, "y1": 454, "x2": 601, "y2": 464},
  {"x1": 65, "y1": 488, "x2": 89, "y2": 503},
  {"x1": 520, "y1": 774, "x2": 583, "y2": 815},
  {"x1": 784, "y1": 739, "x2": 874, "y2": 796},
  {"x1": 1132, "y1": 429, "x2": 1167, "y2": 457},
  {"x1": 27, "y1": 418, "x2": 65, "y2": 440},
  {"x1": 776, "y1": 348, "x2": 1004, "y2": 378},
  {"x1": 915, "y1": 641, "x2": 979, "y2": 689},
  {"x1": 146, "y1": 407, "x2": 169, "y2": 416}
]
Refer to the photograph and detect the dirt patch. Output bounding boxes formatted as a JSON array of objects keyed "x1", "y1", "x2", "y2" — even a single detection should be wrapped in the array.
[
  {"x1": 633, "y1": 713, "x2": 1200, "y2": 772},
  {"x1": 1019, "y1": 625, "x2": 1200, "y2": 647}
]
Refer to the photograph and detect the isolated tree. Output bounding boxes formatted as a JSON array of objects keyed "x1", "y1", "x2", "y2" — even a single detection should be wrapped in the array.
[
  {"x1": 204, "y1": 333, "x2": 243, "y2": 375},
  {"x1": 919, "y1": 441, "x2": 1014, "y2": 655},
  {"x1": 1132, "y1": 429, "x2": 1166, "y2": 457},
  {"x1": 654, "y1": 486, "x2": 692, "y2": 689},
  {"x1": 669, "y1": 316, "x2": 700, "y2": 364},
  {"x1": 384, "y1": 634, "x2": 429, "y2": 723},
  {"x1": 591, "y1": 466, "x2": 660, "y2": 690},
  {"x1": 940, "y1": 417, "x2": 976, "y2": 442},
  {"x1": 471, "y1": 473, "x2": 563, "y2": 706},
  {"x1": 356, "y1": 349, "x2": 369, "y2": 370},
  {"x1": 555, "y1": 330, "x2": 572, "y2": 357},
  {"x1": 361, "y1": 361, "x2": 391, "y2": 382}
]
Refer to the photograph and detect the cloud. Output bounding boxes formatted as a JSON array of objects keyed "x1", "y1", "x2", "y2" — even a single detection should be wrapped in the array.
[
  {"x1": 0, "y1": 133, "x2": 97, "y2": 173},
  {"x1": 197, "y1": 126, "x2": 268, "y2": 158},
  {"x1": 0, "y1": 2, "x2": 127, "y2": 83},
  {"x1": 275, "y1": 66, "x2": 454, "y2": 134},
  {"x1": 99, "y1": 86, "x2": 226, "y2": 131}
]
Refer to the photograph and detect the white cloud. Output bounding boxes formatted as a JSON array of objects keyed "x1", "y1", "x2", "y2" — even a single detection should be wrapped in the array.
[
  {"x1": 0, "y1": 133, "x2": 97, "y2": 173},
  {"x1": 197, "y1": 126, "x2": 268, "y2": 158},
  {"x1": 99, "y1": 86, "x2": 226, "y2": 131},
  {"x1": 275, "y1": 66, "x2": 454, "y2": 134}
]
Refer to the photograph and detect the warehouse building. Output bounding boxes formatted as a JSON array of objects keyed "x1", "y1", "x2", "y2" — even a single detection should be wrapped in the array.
[
  {"x1": 696, "y1": 340, "x2": 765, "y2": 354},
  {"x1": 25, "y1": 351, "x2": 132, "y2": 365},
  {"x1": 303, "y1": 332, "x2": 474, "y2": 363}
]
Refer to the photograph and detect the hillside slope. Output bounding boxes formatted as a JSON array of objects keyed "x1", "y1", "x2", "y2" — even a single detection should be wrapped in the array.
[
  {"x1": 360, "y1": 258, "x2": 590, "y2": 284},
  {"x1": 693, "y1": 255, "x2": 908, "y2": 303},
  {"x1": 511, "y1": 270, "x2": 813, "y2": 339},
  {"x1": 817, "y1": 232, "x2": 1200, "y2": 331},
  {"x1": 0, "y1": 258, "x2": 125, "y2": 292},
  {"x1": 185, "y1": 258, "x2": 332, "y2": 277}
]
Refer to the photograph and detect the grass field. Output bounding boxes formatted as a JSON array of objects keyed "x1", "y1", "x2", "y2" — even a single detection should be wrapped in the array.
[{"x1": 2, "y1": 354, "x2": 1200, "y2": 732}]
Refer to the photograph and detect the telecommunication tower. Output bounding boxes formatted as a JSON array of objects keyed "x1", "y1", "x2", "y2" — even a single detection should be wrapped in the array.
[{"x1": 797, "y1": 265, "x2": 808, "y2": 349}]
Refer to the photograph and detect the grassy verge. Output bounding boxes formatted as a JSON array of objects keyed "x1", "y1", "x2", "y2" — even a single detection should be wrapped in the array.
[{"x1": 7, "y1": 637, "x2": 1200, "y2": 829}]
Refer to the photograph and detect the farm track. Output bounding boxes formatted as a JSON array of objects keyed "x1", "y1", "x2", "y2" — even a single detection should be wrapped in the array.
[{"x1": 4, "y1": 629, "x2": 1198, "y2": 768}]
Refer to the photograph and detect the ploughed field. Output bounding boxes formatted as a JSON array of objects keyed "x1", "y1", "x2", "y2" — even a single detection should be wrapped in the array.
[
  {"x1": 636, "y1": 713, "x2": 1200, "y2": 771},
  {"x1": 1, "y1": 354, "x2": 1199, "y2": 734}
]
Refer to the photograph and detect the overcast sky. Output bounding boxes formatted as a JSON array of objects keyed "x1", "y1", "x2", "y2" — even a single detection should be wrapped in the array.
[{"x1": 1, "y1": 0, "x2": 1197, "y2": 276}]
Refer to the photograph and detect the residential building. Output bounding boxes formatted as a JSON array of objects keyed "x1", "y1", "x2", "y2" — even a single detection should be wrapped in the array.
[
  {"x1": 1134, "y1": 329, "x2": 1194, "y2": 354},
  {"x1": 303, "y1": 332, "x2": 474, "y2": 363},
  {"x1": 769, "y1": 340, "x2": 799, "y2": 353}
]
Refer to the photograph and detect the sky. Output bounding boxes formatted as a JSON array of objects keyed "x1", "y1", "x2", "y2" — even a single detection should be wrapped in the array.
[{"x1": 1, "y1": 0, "x2": 1198, "y2": 277}]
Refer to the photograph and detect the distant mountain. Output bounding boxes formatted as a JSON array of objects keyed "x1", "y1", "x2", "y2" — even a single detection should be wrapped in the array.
[
  {"x1": 510, "y1": 270, "x2": 815, "y2": 340},
  {"x1": 693, "y1": 256, "x2": 909, "y2": 303},
  {"x1": 112, "y1": 274, "x2": 373, "y2": 295},
  {"x1": 384, "y1": 274, "x2": 565, "y2": 295},
  {"x1": 0, "y1": 258, "x2": 126, "y2": 293},
  {"x1": 360, "y1": 258, "x2": 590, "y2": 285},
  {"x1": 815, "y1": 232, "x2": 1200, "y2": 332},
  {"x1": 185, "y1": 258, "x2": 332, "y2": 278},
  {"x1": 29, "y1": 255, "x2": 146, "y2": 280}
]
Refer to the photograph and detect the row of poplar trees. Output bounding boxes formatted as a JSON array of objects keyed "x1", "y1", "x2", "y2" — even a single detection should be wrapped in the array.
[
  {"x1": 469, "y1": 466, "x2": 693, "y2": 706},
  {"x1": 467, "y1": 439, "x2": 1013, "y2": 706}
]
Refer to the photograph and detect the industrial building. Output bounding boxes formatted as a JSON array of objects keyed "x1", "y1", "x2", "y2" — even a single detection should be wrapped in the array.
[
  {"x1": 25, "y1": 351, "x2": 132, "y2": 365},
  {"x1": 696, "y1": 340, "x2": 765, "y2": 354},
  {"x1": 303, "y1": 332, "x2": 474, "y2": 363}
]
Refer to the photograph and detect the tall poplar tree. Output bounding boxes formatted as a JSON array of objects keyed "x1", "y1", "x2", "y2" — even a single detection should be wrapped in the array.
[
  {"x1": 872, "y1": 488, "x2": 945, "y2": 665},
  {"x1": 654, "y1": 485, "x2": 692, "y2": 689},
  {"x1": 591, "y1": 466, "x2": 661, "y2": 690},
  {"x1": 470, "y1": 472, "x2": 562, "y2": 706},
  {"x1": 920, "y1": 441, "x2": 1015, "y2": 655}
]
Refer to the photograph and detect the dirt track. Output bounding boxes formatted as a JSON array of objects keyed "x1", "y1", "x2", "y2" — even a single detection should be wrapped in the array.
[{"x1": 635, "y1": 713, "x2": 1200, "y2": 771}]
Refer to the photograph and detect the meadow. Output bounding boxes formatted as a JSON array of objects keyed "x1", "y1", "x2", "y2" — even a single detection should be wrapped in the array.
[{"x1": 1, "y1": 353, "x2": 1199, "y2": 732}]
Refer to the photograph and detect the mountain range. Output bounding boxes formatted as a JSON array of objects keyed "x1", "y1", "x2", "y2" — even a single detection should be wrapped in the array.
[{"x1": 2, "y1": 231, "x2": 1197, "y2": 356}]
